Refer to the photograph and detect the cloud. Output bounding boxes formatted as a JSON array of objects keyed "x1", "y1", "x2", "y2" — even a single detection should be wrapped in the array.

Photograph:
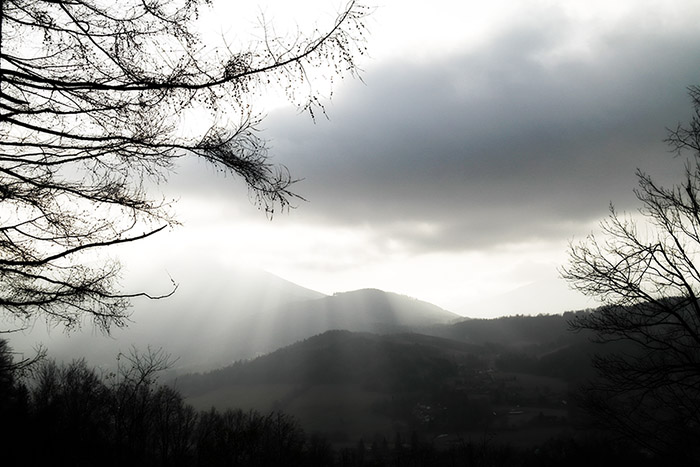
[{"x1": 258, "y1": 10, "x2": 700, "y2": 254}]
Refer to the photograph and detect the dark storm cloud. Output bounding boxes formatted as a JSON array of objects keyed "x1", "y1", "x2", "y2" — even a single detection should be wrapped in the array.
[
  {"x1": 154, "y1": 8, "x2": 691, "y2": 259},
  {"x1": 258, "y1": 17, "x2": 700, "y2": 253}
]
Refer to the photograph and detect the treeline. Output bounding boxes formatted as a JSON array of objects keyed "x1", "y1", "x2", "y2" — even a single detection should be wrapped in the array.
[
  {"x1": 0, "y1": 342, "x2": 322, "y2": 467},
  {"x1": 436, "y1": 312, "x2": 592, "y2": 348},
  {"x1": 0, "y1": 339, "x2": 664, "y2": 467}
]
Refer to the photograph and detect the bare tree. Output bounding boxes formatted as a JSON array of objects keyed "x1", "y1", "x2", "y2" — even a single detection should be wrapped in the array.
[
  {"x1": 109, "y1": 346, "x2": 176, "y2": 464},
  {"x1": 0, "y1": 0, "x2": 369, "y2": 332},
  {"x1": 561, "y1": 86, "x2": 700, "y2": 460}
]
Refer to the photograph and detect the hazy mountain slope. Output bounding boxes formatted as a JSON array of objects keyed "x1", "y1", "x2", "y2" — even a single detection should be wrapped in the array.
[
  {"x1": 4, "y1": 265, "x2": 326, "y2": 372},
  {"x1": 174, "y1": 326, "x2": 582, "y2": 443},
  {"x1": 429, "y1": 312, "x2": 587, "y2": 348},
  {"x1": 4, "y1": 272, "x2": 461, "y2": 372},
  {"x1": 318, "y1": 289, "x2": 460, "y2": 326},
  {"x1": 178, "y1": 330, "x2": 484, "y2": 400},
  {"x1": 229, "y1": 288, "x2": 462, "y2": 357},
  {"x1": 177, "y1": 330, "x2": 476, "y2": 442},
  {"x1": 180, "y1": 313, "x2": 596, "y2": 397}
]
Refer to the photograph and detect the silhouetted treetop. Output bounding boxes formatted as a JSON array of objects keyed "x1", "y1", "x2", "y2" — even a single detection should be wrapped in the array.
[{"x1": 562, "y1": 86, "x2": 700, "y2": 462}]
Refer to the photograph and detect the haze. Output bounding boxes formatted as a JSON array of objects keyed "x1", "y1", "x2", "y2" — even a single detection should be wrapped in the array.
[
  {"x1": 110, "y1": 0, "x2": 700, "y2": 316},
  {"x1": 6, "y1": 0, "x2": 700, "y2": 357}
]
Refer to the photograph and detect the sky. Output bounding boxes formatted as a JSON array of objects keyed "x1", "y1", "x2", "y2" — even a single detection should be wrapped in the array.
[{"x1": 115, "y1": 0, "x2": 700, "y2": 318}]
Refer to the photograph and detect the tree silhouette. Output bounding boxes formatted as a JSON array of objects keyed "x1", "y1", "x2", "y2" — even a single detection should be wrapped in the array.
[
  {"x1": 562, "y1": 86, "x2": 700, "y2": 461},
  {"x1": 0, "y1": 0, "x2": 368, "y2": 332}
]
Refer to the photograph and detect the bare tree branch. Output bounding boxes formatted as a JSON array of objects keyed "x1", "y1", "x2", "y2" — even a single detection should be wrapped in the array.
[
  {"x1": 561, "y1": 85, "x2": 700, "y2": 461},
  {"x1": 0, "y1": 0, "x2": 370, "y2": 332}
]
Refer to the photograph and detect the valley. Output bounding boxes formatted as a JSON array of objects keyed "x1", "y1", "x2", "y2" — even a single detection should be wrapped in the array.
[
  {"x1": 0, "y1": 269, "x2": 657, "y2": 465},
  {"x1": 174, "y1": 317, "x2": 598, "y2": 448}
]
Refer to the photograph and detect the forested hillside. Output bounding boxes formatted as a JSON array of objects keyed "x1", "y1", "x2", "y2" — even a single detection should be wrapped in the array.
[{"x1": 175, "y1": 313, "x2": 607, "y2": 447}]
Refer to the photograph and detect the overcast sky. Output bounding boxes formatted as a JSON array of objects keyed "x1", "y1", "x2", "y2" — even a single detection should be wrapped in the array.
[{"x1": 117, "y1": 0, "x2": 700, "y2": 317}]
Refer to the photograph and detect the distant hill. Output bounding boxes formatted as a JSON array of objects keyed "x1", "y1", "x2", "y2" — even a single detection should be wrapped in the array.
[
  {"x1": 4, "y1": 265, "x2": 326, "y2": 372},
  {"x1": 180, "y1": 330, "x2": 481, "y2": 394},
  {"x1": 176, "y1": 330, "x2": 491, "y2": 441},
  {"x1": 229, "y1": 288, "x2": 462, "y2": 358},
  {"x1": 178, "y1": 313, "x2": 596, "y2": 400},
  {"x1": 431, "y1": 313, "x2": 582, "y2": 348},
  {"x1": 175, "y1": 318, "x2": 598, "y2": 443},
  {"x1": 321, "y1": 289, "x2": 461, "y2": 327},
  {"x1": 5, "y1": 271, "x2": 461, "y2": 372}
]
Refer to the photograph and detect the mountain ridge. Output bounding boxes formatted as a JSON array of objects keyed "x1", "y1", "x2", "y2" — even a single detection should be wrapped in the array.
[
  {"x1": 220, "y1": 286, "x2": 462, "y2": 362},
  {"x1": 4, "y1": 267, "x2": 463, "y2": 372}
]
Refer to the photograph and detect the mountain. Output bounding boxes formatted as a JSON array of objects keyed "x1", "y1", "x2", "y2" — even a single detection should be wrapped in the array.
[
  {"x1": 175, "y1": 320, "x2": 591, "y2": 444},
  {"x1": 179, "y1": 313, "x2": 596, "y2": 400},
  {"x1": 176, "y1": 330, "x2": 489, "y2": 441},
  {"x1": 4, "y1": 268, "x2": 460, "y2": 372},
  {"x1": 432, "y1": 313, "x2": 579, "y2": 347},
  {"x1": 228, "y1": 288, "x2": 462, "y2": 358},
  {"x1": 181, "y1": 330, "x2": 480, "y2": 393},
  {"x1": 3, "y1": 265, "x2": 326, "y2": 372}
]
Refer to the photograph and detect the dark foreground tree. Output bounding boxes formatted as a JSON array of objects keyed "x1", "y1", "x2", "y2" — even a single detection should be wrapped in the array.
[
  {"x1": 0, "y1": 0, "x2": 368, "y2": 332},
  {"x1": 561, "y1": 86, "x2": 700, "y2": 462}
]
